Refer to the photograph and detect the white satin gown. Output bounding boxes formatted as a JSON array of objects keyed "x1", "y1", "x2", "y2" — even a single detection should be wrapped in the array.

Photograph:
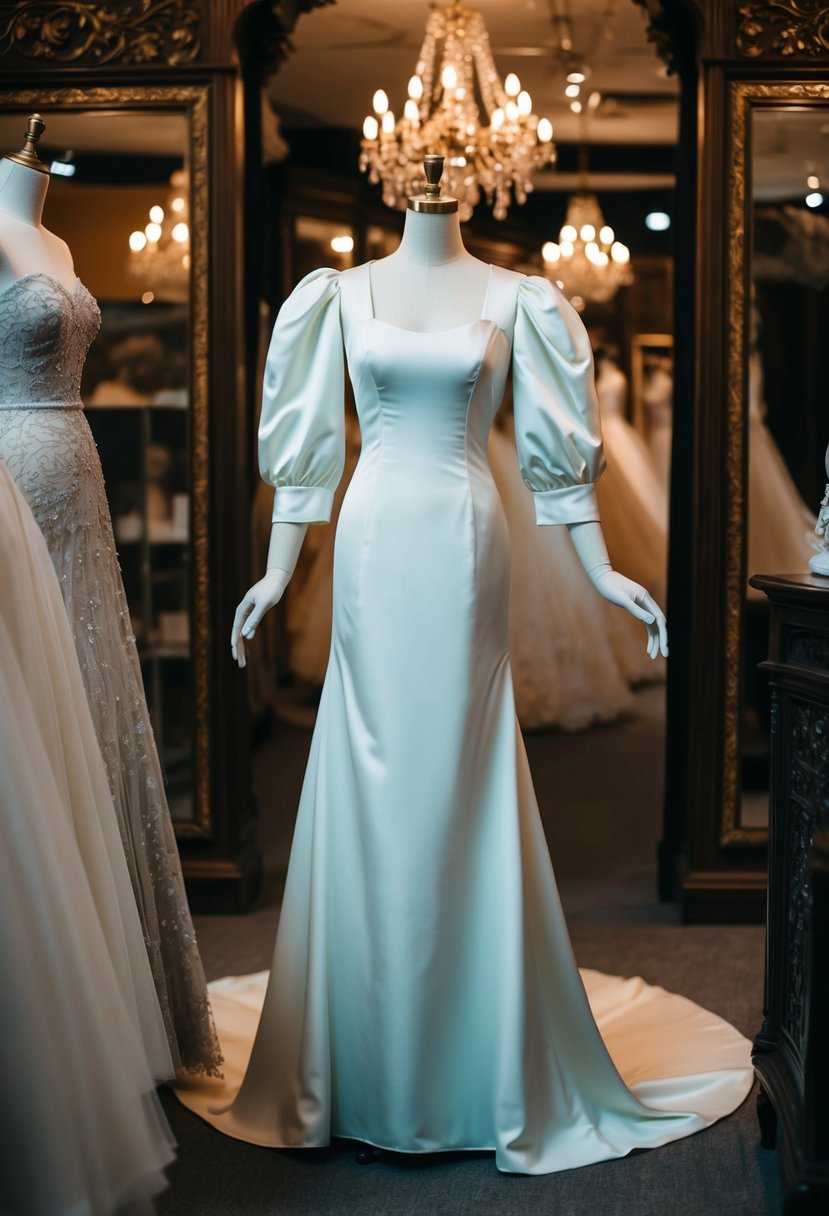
[{"x1": 176, "y1": 264, "x2": 752, "y2": 1174}]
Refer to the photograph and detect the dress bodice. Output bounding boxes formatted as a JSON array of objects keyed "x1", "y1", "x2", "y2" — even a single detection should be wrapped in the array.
[
  {"x1": 258, "y1": 262, "x2": 606, "y2": 531},
  {"x1": 0, "y1": 273, "x2": 100, "y2": 409}
]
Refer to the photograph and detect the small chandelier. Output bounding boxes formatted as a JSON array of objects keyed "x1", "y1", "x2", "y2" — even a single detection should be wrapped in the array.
[
  {"x1": 359, "y1": 1, "x2": 555, "y2": 221},
  {"x1": 127, "y1": 169, "x2": 190, "y2": 302},
  {"x1": 542, "y1": 192, "x2": 632, "y2": 311}
]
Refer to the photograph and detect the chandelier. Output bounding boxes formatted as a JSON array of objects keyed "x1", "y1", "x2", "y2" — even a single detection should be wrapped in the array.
[
  {"x1": 127, "y1": 169, "x2": 190, "y2": 302},
  {"x1": 359, "y1": 1, "x2": 555, "y2": 221},
  {"x1": 541, "y1": 192, "x2": 632, "y2": 311}
]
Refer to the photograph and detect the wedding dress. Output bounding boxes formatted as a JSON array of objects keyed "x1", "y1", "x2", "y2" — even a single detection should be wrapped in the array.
[
  {"x1": 0, "y1": 272, "x2": 222, "y2": 1077},
  {"x1": 747, "y1": 349, "x2": 815, "y2": 594},
  {"x1": 0, "y1": 461, "x2": 175, "y2": 1214},
  {"x1": 287, "y1": 413, "x2": 633, "y2": 729},
  {"x1": 176, "y1": 264, "x2": 752, "y2": 1174}
]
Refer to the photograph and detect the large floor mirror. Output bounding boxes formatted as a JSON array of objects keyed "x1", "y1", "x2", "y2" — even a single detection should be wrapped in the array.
[
  {"x1": 0, "y1": 88, "x2": 212, "y2": 835},
  {"x1": 725, "y1": 84, "x2": 829, "y2": 851}
]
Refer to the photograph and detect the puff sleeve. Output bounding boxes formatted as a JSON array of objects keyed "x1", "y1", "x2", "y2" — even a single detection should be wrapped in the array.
[
  {"x1": 258, "y1": 267, "x2": 345, "y2": 524},
  {"x1": 512, "y1": 274, "x2": 606, "y2": 526}
]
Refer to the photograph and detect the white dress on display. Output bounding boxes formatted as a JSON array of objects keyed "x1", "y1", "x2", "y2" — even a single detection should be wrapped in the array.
[
  {"x1": 747, "y1": 349, "x2": 815, "y2": 593},
  {"x1": 0, "y1": 273, "x2": 222, "y2": 1077},
  {"x1": 594, "y1": 358, "x2": 668, "y2": 684},
  {"x1": 488, "y1": 415, "x2": 633, "y2": 729},
  {"x1": 643, "y1": 361, "x2": 673, "y2": 496},
  {"x1": 175, "y1": 265, "x2": 752, "y2": 1174},
  {"x1": 0, "y1": 461, "x2": 175, "y2": 1215}
]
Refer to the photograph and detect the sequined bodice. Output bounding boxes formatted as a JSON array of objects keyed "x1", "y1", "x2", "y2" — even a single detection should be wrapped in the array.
[{"x1": 0, "y1": 273, "x2": 100, "y2": 408}]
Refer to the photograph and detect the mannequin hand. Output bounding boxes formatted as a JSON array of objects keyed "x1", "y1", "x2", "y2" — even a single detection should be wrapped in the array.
[
  {"x1": 231, "y1": 569, "x2": 290, "y2": 669},
  {"x1": 593, "y1": 569, "x2": 668, "y2": 660}
]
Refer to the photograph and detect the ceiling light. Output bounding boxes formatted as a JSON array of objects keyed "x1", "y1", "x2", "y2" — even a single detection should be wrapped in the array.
[
  {"x1": 50, "y1": 160, "x2": 75, "y2": 177},
  {"x1": 807, "y1": 174, "x2": 820, "y2": 189},
  {"x1": 806, "y1": 191, "x2": 824, "y2": 208},
  {"x1": 645, "y1": 211, "x2": 670, "y2": 231},
  {"x1": 566, "y1": 65, "x2": 590, "y2": 85},
  {"x1": 565, "y1": 83, "x2": 580, "y2": 99}
]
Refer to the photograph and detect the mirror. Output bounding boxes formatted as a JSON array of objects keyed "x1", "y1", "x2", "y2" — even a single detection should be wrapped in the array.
[
  {"x1": 727, "y1": 85, "x2": 829, "y2": 842},
  {"x1": 0, "y1": 88, "x2": 210, "y2": 833}
]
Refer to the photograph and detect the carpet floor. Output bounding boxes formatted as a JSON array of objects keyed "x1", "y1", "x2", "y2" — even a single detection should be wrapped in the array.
[{"x1": 158, "y1": 686, "x2": 779, "y2": 1216}]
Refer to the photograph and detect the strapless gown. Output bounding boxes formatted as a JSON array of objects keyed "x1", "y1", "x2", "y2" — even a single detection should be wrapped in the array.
[
  {"x1": 0, "y1": 272, "x2": 221, "y2": 1077},
  {"x1": 175, "y1": 263, "x2": 752, "y2": 1174},
  {"x1": 0, "y1": 461, "x2": 176, "y2": 1213}
]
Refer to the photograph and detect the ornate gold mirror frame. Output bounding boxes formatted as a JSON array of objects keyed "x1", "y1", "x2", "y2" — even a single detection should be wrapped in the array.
[
  {"x1": 0, "y1": 83, "x2": 212, "y2": 836},
  {"x1": 720, "y1": 79, "x2": 829, "y2": 848}
]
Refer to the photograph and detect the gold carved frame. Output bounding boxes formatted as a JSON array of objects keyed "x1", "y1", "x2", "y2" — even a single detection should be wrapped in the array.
[
  {"x1": 721, "y1": 80, "x2": 829, "y2": 846},
  {"x1": 0, "y1": 84, "x2": 212, "y2": 835}
]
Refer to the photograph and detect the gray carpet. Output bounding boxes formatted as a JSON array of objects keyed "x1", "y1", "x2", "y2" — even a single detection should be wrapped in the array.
[{"x1": 158, "y1": 686, "x2": 780, "y2": 1215}]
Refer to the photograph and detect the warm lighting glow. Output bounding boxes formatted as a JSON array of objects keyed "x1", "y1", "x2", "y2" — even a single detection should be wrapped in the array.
[
  {"x1": 566, "y1": 66, "x2": 589, "y2": 84},
  {"x1": 145, "y1": 222, "x2": 162, "y2": 243},
  {"x1": 128, "y1": 168, "x2": 190, "y2": 302},
  {"x1": 330, "y1": 234, "x2": 354, "y2": 253},
  {"x1": 171, "y1": 196, "x2": 185, "y2": 212},
  {"x1": 359, "y1": 2, "x2": 556, "y2": 221},
  {"x1": 129, "y1": 230, "x2": 147, "y2": 252},
  {"x1": 645, "y1": 211, "x2": 670, "y2": 231},
  {"x1": 363, "y1": 115, "x2": 379, "y2": 140},
  {"x1": 544, "y1": 192, "x2": 633, "y2": 304},
  {"x1": 570, "y1": 100, "x2": 583, "y2": 114},
  {"x1": 141, "y1": 291, "x2": 154, "y2": 304},
  {"x1": 149, "y1": 205, "x2": 164, "y2": 224},
  {"x1": 587, "y1": 91, "x2": 602, "y2": 111},
  {"x1": 542, "y1": 241, "x2": 560, "y2": 263},
  {"x1": 172, "y1": 222, "x2": 188, "y2": 243},
  {"x1": 564, "y1": 83, "x2": 580, "y2": 99},
  {"x1": 807, "y1": 174, "x2": 820, "y2": 189},
  {"x1": 806, "y1": 191, "x2": 824, "y2": 208}
]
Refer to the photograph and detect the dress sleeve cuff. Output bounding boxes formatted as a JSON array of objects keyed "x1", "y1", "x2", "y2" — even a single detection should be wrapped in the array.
[
  {"x1": 533, "y1": 483, "x2": 601, "y2": 526},
  {"x1": 272, "y1": 485, "x2": 334, "y2": 524}
]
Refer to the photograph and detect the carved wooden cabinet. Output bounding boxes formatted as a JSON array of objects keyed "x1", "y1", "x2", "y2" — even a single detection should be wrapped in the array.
[{"x1": 750, "y1": 574, "x2": 829, "y2": 1212}]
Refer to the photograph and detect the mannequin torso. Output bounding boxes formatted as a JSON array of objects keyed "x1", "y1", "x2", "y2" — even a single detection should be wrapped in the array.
[
  {"x1": 369, "y1": 210, "x2": 491, "y2": 332},
  {"x1": 0, "y1": 160, "x2": 76, "y2": 294}
]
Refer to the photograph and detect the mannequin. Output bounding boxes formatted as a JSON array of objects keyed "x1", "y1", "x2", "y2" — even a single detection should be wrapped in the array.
[
  {"x1": 0, "y1": 114, "x2": 77, "y2": 292},
  {"x1": 0, "y1": 115, "x2": 222, "y2": 1077},
  {"x1": 232, "y1": 158, "x2": 667, "y2": 664},
  {"x1": 178, "y1": 158, "x2": 754, "y2": 1174}
]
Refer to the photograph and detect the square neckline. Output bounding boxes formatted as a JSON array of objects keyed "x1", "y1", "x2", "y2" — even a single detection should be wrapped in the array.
[{"x1": 365, "y1": 260, "x2": 495, "y2": 336}]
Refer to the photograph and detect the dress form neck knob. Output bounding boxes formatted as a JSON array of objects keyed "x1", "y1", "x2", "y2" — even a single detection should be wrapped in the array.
[
  {"x1": 408, "y1": 154, "x2": 458, "y2": 215},
  {"x1": 5, "y1": 114, "x2": 49, "y2": 175}
]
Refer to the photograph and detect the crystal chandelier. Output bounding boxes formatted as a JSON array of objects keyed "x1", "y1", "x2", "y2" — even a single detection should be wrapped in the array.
[
  {"x1": 127, "y1": 169, "x2": 190, "y2": 302},
  {"x1": 542, "y1": 193, "x2": 632, "y2": 311},
  {"x1": 359, "y1": 1, "x2": 555, "y2": 221}
]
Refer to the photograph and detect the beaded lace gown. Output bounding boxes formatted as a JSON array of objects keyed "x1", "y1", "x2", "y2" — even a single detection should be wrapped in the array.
[
  {"x1": 176, "y1": 263, "x2": 752, "y2": 1174},
  {"x1": 0, "y1": 271, "x2": 221, "y2": 1077}
]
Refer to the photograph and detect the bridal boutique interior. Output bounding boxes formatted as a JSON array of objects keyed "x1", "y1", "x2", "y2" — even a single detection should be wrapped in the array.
[{"x1": 1, "y1": 0, "x2": 828, "y2": 1213}]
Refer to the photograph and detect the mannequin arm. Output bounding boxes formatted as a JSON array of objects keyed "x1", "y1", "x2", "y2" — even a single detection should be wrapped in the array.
[
  {"x1": 567, "y1": 520, "x2": 668, "y2": 659},
  {"x1": 231, "y1": 519, "x2": 308, "y2": 668}
]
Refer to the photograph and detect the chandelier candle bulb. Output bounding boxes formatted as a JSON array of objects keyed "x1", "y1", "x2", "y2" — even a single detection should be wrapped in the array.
[
  {"x1": 363, "y1": 115, "x2": 379, "y2": 141},
  {"x1": 408, "y1": 75, "x2": 423, "y2": 100},
  {"x1": 506, "y1": 101, "x2": 520, "y2": 122},
  {"x1": 518, "y1": 91, "x2": 532, "y2": 116},
  {"x1": 372, "y1": 89, "x2": 389, "y2": 115},
  {"x1": 145, "y1": 222, "x2": 162, "y2": 243},
  {"x1": 600, "y1": 225, "x2": 614, "y2": 244},
  {"x1": 441, "y1": 64, "x2": 458, "y2": 90},
  {"x1": 542, "y1": 241, "x2": 561, "y2": 262},
  {"x1": 537, "y1": 118, "x2": 553, "y2": 142},
  {"x1": 565, "y1": 83, "x2": 581, "y2": 99},
  {"x1": 580, "y1": 224, "x2": 596, "y2": 241},
  {"x1": 382, "y1": 111, "x2": 396, "y2": 135},
  {"x1": 149, "y1": 205, "x2": 164, "y2": 224},
  {"x1": 404, "y1": 100, "x2": 420, "y2": 123},
  {"x1": 505, "y1": 73, "x2": 521, "y2": 97}
]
